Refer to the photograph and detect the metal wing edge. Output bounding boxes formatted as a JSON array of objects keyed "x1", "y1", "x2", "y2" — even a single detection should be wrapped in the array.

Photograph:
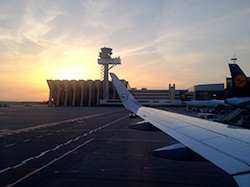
[{"x1": 110, "y1": 72, "x2": 250, "y2": 187}]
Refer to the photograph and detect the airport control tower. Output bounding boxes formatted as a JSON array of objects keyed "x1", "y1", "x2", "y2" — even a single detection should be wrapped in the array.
[{"x1": 98, "y1": 47, "x2": 121, "y2": 100}]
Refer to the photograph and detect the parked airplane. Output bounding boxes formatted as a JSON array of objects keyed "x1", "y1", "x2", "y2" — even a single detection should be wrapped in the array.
[
  {"x1": 111, "y1": 72, "x2": 250, "y2": 187},
  {"x1": 179, "y1": 91, "x2": 233, "y2": 110},
  {"x1": 225, "y1": 63, "x2": 250, "y2": 110}
]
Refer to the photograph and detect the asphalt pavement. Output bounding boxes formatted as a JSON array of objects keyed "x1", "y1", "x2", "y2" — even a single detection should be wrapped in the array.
[{"x1": 0, "y1": 106, "x2": 237, "y2": 186}]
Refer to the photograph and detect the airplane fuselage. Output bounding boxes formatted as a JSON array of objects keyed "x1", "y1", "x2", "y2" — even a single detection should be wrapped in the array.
[
  {"x1": 182, "y1": 99, "x2": 232, "y2": 109},
  {"x1": 225, "y1": 97, "x2": 250, "y2": 110}
]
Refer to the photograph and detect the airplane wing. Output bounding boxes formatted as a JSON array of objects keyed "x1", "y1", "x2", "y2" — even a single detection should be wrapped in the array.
[{"x1": 110, "y1": 73, "x2": 250, "y2": 187}]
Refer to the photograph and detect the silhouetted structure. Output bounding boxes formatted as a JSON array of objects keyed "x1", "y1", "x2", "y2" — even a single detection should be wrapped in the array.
[
  {"x1": 47, "y1": 80, "x2": 102, "y2": 107},
  {"x1": 47, "y1": 47, "x2": 238, "y2": 107},
  {"x1": 98, "y1": 47, "x2": 121, "y2": 100}
]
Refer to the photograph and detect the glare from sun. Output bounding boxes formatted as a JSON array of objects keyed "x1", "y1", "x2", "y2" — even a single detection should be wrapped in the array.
[{"x1": 52, "y1": 69, "x2": 85, "y2": 80}]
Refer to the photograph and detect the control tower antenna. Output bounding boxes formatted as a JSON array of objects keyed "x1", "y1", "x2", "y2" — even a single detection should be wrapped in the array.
[
  {"x1": 98, "y1": 47, "x2": 121, "y2": 100},
  {"x1": 231, "y1": 55, "x2": 237, "y2": 64}
]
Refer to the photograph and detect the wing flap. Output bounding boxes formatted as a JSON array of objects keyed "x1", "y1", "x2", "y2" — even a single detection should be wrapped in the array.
[{"x1": 175, "y1": 126, "x2": 220, "y2": 141}]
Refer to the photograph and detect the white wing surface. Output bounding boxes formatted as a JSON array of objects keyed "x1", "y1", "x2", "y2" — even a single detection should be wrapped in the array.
[{"x1": 110, "y1": 73, "x2": 250, "y2": 187}]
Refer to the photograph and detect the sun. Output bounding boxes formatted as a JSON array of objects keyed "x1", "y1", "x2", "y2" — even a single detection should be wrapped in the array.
[
  {"x1": 51, "y1": 68, "x2": 85, "y2": 80},
  {"x1": 61, "y1": 71, "x2": 82, "y2": 80},
  {"x1": 50, "y1": 66, "x2": 100, "y2": 81}
]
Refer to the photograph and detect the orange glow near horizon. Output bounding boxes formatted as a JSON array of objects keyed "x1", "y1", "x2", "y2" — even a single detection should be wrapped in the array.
[
  {"x1": 0, "y1": 54, "x2": 102, "y2": 101},
  {"x1": 1, "y1": 1, "x2": 250, "y2": 102},
  {"x1": 50, "y1": 67, "x2": 98, "y2": 81}
]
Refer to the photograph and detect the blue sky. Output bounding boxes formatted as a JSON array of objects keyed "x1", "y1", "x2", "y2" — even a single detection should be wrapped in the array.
[{"x1": 0, "y1": 0, "x2": 250, "y2": 101}]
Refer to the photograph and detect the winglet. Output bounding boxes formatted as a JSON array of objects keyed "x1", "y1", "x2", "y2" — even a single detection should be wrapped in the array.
[{"x1": 110, "y1": 73, "x2": 142, "y2": 114}]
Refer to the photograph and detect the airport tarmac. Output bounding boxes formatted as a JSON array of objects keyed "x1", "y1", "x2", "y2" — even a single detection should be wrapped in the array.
[{"x1": 0, "y1": 106, "x2": 237, "y2": 186}]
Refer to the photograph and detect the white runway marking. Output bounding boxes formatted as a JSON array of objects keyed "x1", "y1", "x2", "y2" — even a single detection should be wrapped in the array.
[
  {"x1": 81, "y1": 134, "x2": 87, "y2": 137},
  {"x1": 64, "y1": 140, "x2": 73, "y2": 145},
  {"x1": 0, "y1": 114, "x2": 129, "y2": 176},
  {"x1": 35, "y1": 150, "x2": 51, "y2": 159},
  {"x1": 12, "y1": 157, "x2": 34, "y2": 169},
  {"x1": 52, "y1": 144, "x2": 63, "y2": 151},
  {"x1": 6, "y1": 143, "x2": 16, "y2": 147},
  {"x1": 0, "y1": 109, "x2": 126, "y2": 137},
  {"x1": 23, "y1": 157, "x2": 34, "y2": 162},
  {"x1": 77, "y1": 121, "x2": 84, "y2": 123},
  {"x1": 7, "y1": 139, "x2": 93, "y2": 187},
  {"x1": 23, "y1": 139, "x2": 31, "y2": 142},
  {"x1": 74, "y1": 136, "x2": 81, "y2": 141},
  {"x1": 0, "y1": 167, "x2": 11, "y2": 174},
  {"x1": 13, "y1": 162, "x2": 25, "y2": 168}
]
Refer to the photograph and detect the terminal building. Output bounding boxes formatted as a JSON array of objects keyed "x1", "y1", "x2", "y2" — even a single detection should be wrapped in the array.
[
  {"x1": 46, "y1": 47, "x2": 239, "y2": 107},
  {"x1": 188, "y1": 84, "x2": 225, "y2": 100},
  {"x1": 47, "y1": 79, "x2": 129, "y2": 107},
  {"x1": 47, "y1": 47, "x2": 127, "y2": 107}
]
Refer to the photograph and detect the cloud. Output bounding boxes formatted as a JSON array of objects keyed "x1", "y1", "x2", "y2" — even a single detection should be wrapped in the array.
[{"x1": 0, "y1": 0, "x2": 250, "y2": 100}]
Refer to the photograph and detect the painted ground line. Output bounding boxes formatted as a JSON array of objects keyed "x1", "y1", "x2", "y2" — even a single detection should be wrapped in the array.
[
  {"x1": 35, "y1": 150, "x2": 51, "y2": 159},
  {"x1": 7, "y1": 139, "x2": 93, "y2": 187},
  {"x1": 6, "y1": 143, "x2": 16, "y2": 147},
  {"x1": 64, "y1": 140, "x2": 73, "y2": 145},
  {"x1": 0, "y1": 167, "x2": 11, "y2": 174},
  {"x1": 51, "y1": 144, "x2": 63, "y2": 151},
  {"x1": 23, "y1": 157, "x2": 34, "y2": 162},
  {"x1": 1, "y1": 114, "x2": 129, "y2": 174},
  {"x1": 12, "y1": 162, "x2": 25, "y2": 169},
  {"x1": 23, "y1": 139, "x2": 31, "y2": 142},
  {"x1": 12, "y1": 157, "x2": 34, "y2": 169},
  {"x1": 81, "y1": 134, "x2": 87, "y2": 137},
  {"x1": 74, "y1": 136, "x2": 81, "y2": 141},
  {"x1": 0, "y1": 109, "x2": 126, "y2": 137}
]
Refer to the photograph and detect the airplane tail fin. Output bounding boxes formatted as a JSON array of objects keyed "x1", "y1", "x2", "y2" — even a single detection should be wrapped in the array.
[
  {"x1": 229, "y1": 63, "x2": 250, "y2": 97},
  {"x1": 179, "y1": 91, "x2": 190, "y2": 101},
  {"x1": 110, "y1": 73, "x2": 142, "y2": 113}
]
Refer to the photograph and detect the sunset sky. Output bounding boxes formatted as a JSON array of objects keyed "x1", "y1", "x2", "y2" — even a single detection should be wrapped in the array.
[{"x1": 0, "y1": 0, "x2": 250, "y2": 101}]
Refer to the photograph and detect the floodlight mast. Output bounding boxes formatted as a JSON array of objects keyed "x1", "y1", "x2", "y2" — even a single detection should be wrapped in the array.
[{"x1": 98, "y1": 47, "x2": 121, "y2": 100}]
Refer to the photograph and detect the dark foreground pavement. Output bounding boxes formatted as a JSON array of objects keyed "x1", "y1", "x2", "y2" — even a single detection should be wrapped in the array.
[{"x1": 0, "y1": 106, "x2": 237, "y2": 186}]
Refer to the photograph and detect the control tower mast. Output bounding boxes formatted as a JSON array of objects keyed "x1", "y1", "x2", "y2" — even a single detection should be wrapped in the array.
[
  {"x1": 231, "y1": 57, "x2": 238, "y2": 63},
  {"x1": 98, "y1": 47, "x2": 121, "y2": 100}
]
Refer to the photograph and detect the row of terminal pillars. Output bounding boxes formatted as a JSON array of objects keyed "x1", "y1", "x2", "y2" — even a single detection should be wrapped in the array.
[{"x1": 98, "y1": 47, "x2": 121, "y2": 100}]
